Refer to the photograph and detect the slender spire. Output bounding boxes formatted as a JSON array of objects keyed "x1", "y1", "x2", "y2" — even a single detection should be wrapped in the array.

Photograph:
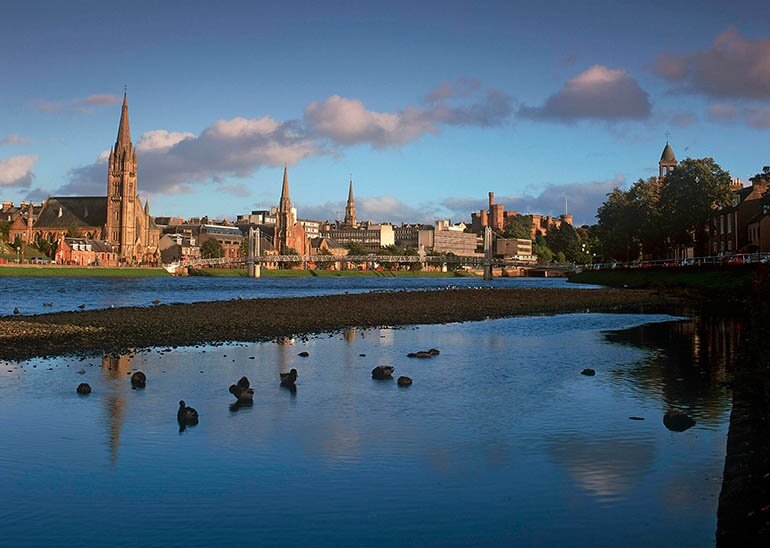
[
  {"x1": 115, "y1": 91, "x2": 132, "y2": 151},
  {"x1": 347, "y1": 177, "x2": 354, "y2": 203},
  {"x1": 279, "y1": 164, "x2": 291, "y2": 210},
  {"x1": 344, "y1": 177, "x2": 357, "y2": 227}
]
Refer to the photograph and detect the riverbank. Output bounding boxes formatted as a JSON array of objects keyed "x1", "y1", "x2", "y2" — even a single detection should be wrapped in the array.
[
  {"x1": 0, "y1": 287, "x2": 669, "y2": 361},
  {"x1": 569, "y1": 265, "x2": 755, "y2": 293},
  {"x1": 188, "y1": 267, "x2": 474, "y2": 278},
  {"x1": 0, "y1": 265, "x2": 169, "y2": 277}
]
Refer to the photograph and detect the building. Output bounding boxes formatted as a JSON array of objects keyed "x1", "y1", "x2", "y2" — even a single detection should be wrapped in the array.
[
  {"x1": 299, "y1": 219, "x2": 322, "y2": 239},
  {"x1": 158, "y1": 233, "x2": 200, "y2": 264},
  {"x1": 659, "y1": 142, "x2": 677, "y2": 179},
  {"x1": 709, "y1": 177, "x2": 768, "y2": 255},
  {"x1": 430, "y1": 220, "x2": 480, "y2": 256},
  {"x1": 9, "y1": 93, "x2": 160, "y2": 264},
  {"x1": 470, "y1": 191, "x2": 573, "y2": 238},
  {"x1": 198, "y1": 224, "x2": 244, "y2": 259},
  {"x1": 55, "y1": 237, "x2": 118, "y2": 266},
  {"x1": 322, "y1": 222, "x2": 395, "y2": 251},
  {"x1": 495, "y1": 238, "x2": 535, "y2": 262},
  {"x1": 274, "y1": 166, "x2": 309, "y2": 255},
  {"x1": 236, "y1": 210, "x2": 276, "y2": 226},
  {"x1": 394, "y1": 223, "x2": 433, "y2": 249}
]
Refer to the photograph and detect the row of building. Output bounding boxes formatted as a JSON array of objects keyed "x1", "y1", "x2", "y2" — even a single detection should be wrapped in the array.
[{"x1": 0, "y1": 93, "x2": 565, "y2": 267}]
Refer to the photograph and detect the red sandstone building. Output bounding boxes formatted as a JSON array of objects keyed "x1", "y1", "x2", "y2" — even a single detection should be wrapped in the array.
[{"x1": 470, "y1": 192, "x2": 573, "y2": 238}]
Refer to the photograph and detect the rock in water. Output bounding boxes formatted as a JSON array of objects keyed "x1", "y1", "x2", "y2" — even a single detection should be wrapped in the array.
[
  {"x1": 130, "y1": 371, "x2": 147, "y2": 388},
  {"x1": 397, "y1": 376, "x2": 412, "y2": 387},
  {"x1": 298, "y1": 351, "x2": 309, "y2": 357},
  {"x1": 581, "y1": 368, "x2": 596, "y2": 376},
  {"x1": 177, "y1": 400, "x2": 199, "y2": 426},
  {"x1": 76, "y1": 383, "x2": 91, "y2": 395},
  {"x1": 663, "y1": 411, "x2": 696, "y2": 432}
]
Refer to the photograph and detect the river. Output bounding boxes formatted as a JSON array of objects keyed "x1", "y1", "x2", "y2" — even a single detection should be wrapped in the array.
[
  {"x1": 0, "y1": 309, "x2": 739, "y2": 547},
  {"x1": 0, "y1": 275, "x2": 598, "y2": 316}
]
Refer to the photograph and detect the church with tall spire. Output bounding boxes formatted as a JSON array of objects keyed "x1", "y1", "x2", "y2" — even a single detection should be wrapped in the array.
[
  {"x1": 273, "y1": 165, "x2": 309, "y2": 255},
  {"x1": 12, "y1": 91, "x2": 160, "y2": 264},
  {"x1": 343, "y1": 178, "x2": 357, "y2": 228}
]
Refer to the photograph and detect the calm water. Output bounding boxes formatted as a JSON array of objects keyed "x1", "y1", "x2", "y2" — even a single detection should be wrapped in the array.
[
  {"x1": 0, "y1": 313, "x2": 737, "y2": 547},
  {"x1": 0, "y1": 276, "x2": 598, "y2": 316}
]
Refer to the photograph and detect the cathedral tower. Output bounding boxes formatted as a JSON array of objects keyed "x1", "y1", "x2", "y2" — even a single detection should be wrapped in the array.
[
  {"x1": 105, "y1": 92, "x2": 138, "y2": 261},
  {"x1": 344, "y1": 178, "x2": 357, "y2": 228}
]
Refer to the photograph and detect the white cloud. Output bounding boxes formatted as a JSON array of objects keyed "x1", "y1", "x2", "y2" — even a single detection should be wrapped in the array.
[
  {"x1": 0, "y1": 155, "x2": 37, "y2": 187},
  {"x1": 520, "y1": 65, "x2": 651, "y2": 122}
]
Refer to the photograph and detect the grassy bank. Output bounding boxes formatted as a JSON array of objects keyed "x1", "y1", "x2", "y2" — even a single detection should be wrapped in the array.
[
  {"x1": 189, "y1": 267, "x2": 475, "y2": 278},
  {"x1": 0, "y1": 287, "x2": 670, "y2": 361},
  {"x1": 0, "y1": 265, "x2": 169, "y2": 277},
  {"x1": 569, "y1": 266, "x2": 756, "y2": 292}
]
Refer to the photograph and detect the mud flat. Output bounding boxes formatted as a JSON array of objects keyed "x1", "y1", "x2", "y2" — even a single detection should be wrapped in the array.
[{"x1": 0, "y1": 287, "x2": 669, "y2": 361}]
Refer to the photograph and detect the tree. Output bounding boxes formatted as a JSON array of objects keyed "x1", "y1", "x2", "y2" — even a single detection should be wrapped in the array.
[
  {"x1": 533, "y1": 234, "x2": 553, "y2": 263},
  {"x1": 546, "y1": 222, "x2": 588, "y2": 263},
  {"x1": 0, "y1": 220, "x2": 9, "y2": 242},
  {"x1": 750, "y1": 166, "x2": 770, "y2": 183},
  {"x1": 200, "y1": 238, "x2": 224, "y2": 259},
  {"x1": 346, "y1": 241, "x2": 368, "y2": 256},
  {"x1": 658, "y1": 158, "x2": 733, "y2": 256},
  {"x1": 503, "y1": 215, "x2": 533, "y2": 240}
]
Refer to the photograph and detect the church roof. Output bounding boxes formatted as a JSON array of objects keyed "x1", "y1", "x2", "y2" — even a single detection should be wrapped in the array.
[
  {"x1": 35, "y1": 197, "x2": 107, "y2": 229},
  {"x1": 660, "y1": 142, "x2": 676, "y2": 163}
]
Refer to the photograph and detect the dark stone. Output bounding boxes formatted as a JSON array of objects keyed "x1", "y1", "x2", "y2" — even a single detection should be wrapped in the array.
[
  {"x1": 397, "y1": 376, "x2": 412, "y2": 387},
  {"x1": 76, "y1": 383, "x2": 91, "y2": 395},
  {"x1": 428, "y1": 348, "x2": 440, "y2": 356},
  {"x1": 663, "y1": 411, "x2": 696, "y2": 432},
  {"x1": 130, "y1": 371, "x2": 146, "y2": 388},
  {"x1": 629, "y1": 416, "x2": 645, "y2": 421},
  {"x1": 236, "y1": 376, "x2": 250, "y2": 389},
  {"x1": 298, "y1": 351, "x2": 309, "y2": 357},
  {"x1": 407, "y1": 353, "x2": 417, "y2": 358},
  {"x1": 359, "y1": 354, "x2": 366, "y2": 357},
  {"x1": 581, "y1": 368, "x2": 596, "y2": 376},
  {"x1": 372, "y1": 365, "x2": 395, "y2": 380},
  {"x1": 229, "y1": 383, "x2": 254, "y2": 401},
  {"x1": 12, "y1": 307, "x2": 20, "y2": 315},
  {"x1": 415, "y1": 351, "x2": 432, "y2": 359}
]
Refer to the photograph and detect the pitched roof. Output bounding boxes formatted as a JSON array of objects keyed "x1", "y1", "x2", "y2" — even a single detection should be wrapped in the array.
[{"x1": 35, "y1": 197, "x2": 107, "y2": 229}]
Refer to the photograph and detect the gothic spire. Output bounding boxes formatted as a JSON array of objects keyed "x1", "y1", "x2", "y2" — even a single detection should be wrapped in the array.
[
  {"x1": 279, "y1": 164, "x2": 291, "y2": 211},
  {"x1": 115, "y1": 91, "x2": 132, "y2": 151},
  {"x1": 347, "y1": 177, "x2": 354, "y2": 203}
]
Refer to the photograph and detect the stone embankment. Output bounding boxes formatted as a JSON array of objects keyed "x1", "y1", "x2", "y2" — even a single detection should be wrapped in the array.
[{"x1": 0, "y1": 287, "x2": 669, "y2": 361}]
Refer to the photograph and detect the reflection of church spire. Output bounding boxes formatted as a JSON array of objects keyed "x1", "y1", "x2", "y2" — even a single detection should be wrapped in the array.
[{"x1": 101, "y1": 352, "x2": 134, "y2": 464}]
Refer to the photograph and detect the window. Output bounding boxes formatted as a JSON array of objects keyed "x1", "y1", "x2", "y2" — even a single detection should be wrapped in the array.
[{"x1": 720, "y1": 215, "x2": 725, "y2": 234}]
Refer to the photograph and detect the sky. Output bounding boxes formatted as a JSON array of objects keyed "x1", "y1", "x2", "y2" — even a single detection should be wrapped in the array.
[{"x1": 2, "y1": 0, "x2": 770, "y2": 226}]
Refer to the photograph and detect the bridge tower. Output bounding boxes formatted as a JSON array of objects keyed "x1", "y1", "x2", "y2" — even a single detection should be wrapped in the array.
[{"x1": 483, "y1": 226, "x2": 493, "y2": 281}]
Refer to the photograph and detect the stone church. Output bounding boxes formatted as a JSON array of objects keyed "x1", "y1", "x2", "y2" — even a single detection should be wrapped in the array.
[{"x1": 11, "y1": 93, "x2": 159, "y2": 264}]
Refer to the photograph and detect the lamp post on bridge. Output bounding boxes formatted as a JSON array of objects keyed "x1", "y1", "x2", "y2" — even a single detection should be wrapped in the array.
[{"x1": 483, "y1": 226, "x2": 493, "y2": 281}]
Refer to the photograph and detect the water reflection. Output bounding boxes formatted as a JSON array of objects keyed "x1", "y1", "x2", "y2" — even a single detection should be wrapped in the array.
[
  {"x1": 0, "y1": 314, "x2": 733, "y2": 548},
  {"x1": 547, "y1": 435, "x2": 656, "y2": 502},
  {"x1": 605, "y1": 314, "x2": 742, "y2": 425},
  {"x1": 100, "y1": 353, "x2": 135, "y2": 463}
]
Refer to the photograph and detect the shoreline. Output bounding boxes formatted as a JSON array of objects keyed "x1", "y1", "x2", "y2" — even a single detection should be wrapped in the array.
[{"x1": 0, "y1": 287, "x2": 671, "y2": 362}]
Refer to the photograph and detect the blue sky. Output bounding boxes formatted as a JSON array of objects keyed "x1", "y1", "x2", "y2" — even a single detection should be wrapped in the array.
[{"x1": 2, "y1": 0, "x2": 770, "y2": 225}]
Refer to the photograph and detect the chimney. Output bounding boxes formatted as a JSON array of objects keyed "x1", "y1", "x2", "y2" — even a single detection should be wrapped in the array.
[{"x1": 489, "y1": 192, "x2": 495, "y2": 208}]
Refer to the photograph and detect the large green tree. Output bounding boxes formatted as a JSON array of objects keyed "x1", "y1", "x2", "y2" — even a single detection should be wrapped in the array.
[
  {"x1": 200, "y1": 238, "x2": 224, "y2": 259},
  {"x1": 503, "y1": 215, "x2": 533, "y2": 240},
  {"x1": 658, "y1": 157, "x2": 733, "y2": 256},
  {"x1": 595, "y1": 177, "x2": 663, "y2": 262},
  {"x1": 546, "y1": 222, "x2": 589, "y2": 263}
]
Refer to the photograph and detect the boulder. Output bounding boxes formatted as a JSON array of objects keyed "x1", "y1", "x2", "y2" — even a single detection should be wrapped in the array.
[
  {"x1": 663, "y1": 411, "x2": 696, "y2": 432},
  {"x1": 580, "y1": 368, "x2": 596, "y2": 376},
  {"x1": 76, "y1": 383, "x2": 91, "y2": 395},
  {"x1": 397, "y1": 376, "x2": 412, "y2": 387},
  {"x1": 372, "y1": 365, "x2": 395, "y2": 380}
]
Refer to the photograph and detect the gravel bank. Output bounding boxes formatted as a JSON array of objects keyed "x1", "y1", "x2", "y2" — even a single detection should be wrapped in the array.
[{"x1": 0, "y1": 287, "x2": 669, "y2": 361}]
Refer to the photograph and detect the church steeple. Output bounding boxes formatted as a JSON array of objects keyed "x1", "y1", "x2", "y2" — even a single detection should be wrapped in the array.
[
  {"x1": 115, "y1": 91, "x2": 132, "y2": 152},
  {"x1": 279, "y1": 164, "x2": 291, "y2": 211},
  {"x1": 344, "y1": 177, "x2": 357, "y2": 227},
  {"x1": 659, "y1": 141, "x2": 677, "y2": 178}
]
